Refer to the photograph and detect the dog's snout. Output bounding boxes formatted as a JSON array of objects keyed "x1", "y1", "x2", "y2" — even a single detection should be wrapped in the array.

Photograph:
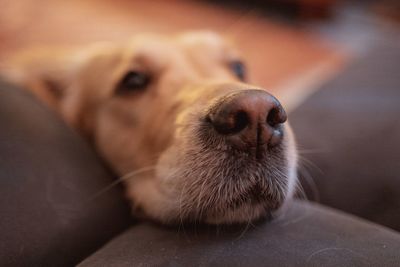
[{"x1": 207, "y1": 90, "x2": 287, "y2": 152}]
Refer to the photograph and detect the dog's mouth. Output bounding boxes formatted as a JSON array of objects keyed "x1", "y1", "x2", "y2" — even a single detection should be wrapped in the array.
[{"x1": 176, "y1": 135, "x2": 290, "y2": 224}]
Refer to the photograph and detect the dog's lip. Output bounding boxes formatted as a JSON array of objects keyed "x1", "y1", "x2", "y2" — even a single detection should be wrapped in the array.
[
  {"x1": 202, "y1": 186, "x2": 281, "y2": 221},
  {"x1": 197, "y1": 139, "x2": 284, "y2": 162},
  {"x1": 223, "y1": 138, "x2": 282, "y2": 160},
  {"x1": 226, "y1": 188, "x2": 283, "y2": 212}
]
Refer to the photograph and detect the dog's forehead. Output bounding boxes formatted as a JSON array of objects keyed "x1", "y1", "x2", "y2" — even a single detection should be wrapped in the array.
[
  {"x1": 177, "y1": 31, "x2": 228, "y2": 47},
  {"x1": 126, "y1": 32, "x2": 233, "y2": 56}
]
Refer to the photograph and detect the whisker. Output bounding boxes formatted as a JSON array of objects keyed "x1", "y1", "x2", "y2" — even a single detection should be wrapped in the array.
[
  {"x1": 297, "y1": 148, "x2": 326, "y2": 155},
  {"x1": 298, "y1": 156, "x2": 324, "y2": 176},
  {"x1": 297, "y1": 162, "x2": 320, "y2": 202},
  {"x1": 178, "y1": 177, "x2": 191, "y2": 238},
  {"x1": 294, "y1": 180, "x2": 308, "y2": 200},
  {"x1": 86, "y1": 166, "x2": 156, "y2": 202},
  {"x1": 235, "y1": 215, "x2": 254, "y2": 241}
]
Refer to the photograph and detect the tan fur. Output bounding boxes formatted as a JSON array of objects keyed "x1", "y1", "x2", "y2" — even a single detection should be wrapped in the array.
[{"x1": 1, "y1": 31, "x2": 297, "y2": 224}]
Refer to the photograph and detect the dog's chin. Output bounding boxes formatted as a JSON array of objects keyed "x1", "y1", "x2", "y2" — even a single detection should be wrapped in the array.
[
  {"x1": 203, "y1": 202, "x2": 272, "y2": 225},
  {"x1": 185, "y1": 145, "x2": 291, "y2": 225}
]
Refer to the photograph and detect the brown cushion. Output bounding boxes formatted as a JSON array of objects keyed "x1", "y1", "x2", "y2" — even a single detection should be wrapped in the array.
[
  {"x1": 79, "y1": 200, "x2": 400, "y2": 267},
  {"x1": 0, "y1": 81, "x2": 132, "y2": 266},
  {"x1": 291, "y1": 31, "x2": 400, "y2": 231}
]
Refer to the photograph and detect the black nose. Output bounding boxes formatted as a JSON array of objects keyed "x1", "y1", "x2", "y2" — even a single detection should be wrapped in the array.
[{"x1": 207, "y1": 90, "x2": 287, "y2": 152}]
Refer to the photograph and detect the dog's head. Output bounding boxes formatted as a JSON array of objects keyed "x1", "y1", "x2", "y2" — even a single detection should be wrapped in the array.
[{"x1": 2, "y1": 31, "x2": 297, "y2": 224}]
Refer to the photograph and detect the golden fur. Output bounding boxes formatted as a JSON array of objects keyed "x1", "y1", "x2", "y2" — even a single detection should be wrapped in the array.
[{"x1": 1, "y1": 31, "x2": 297, "y2": 224}]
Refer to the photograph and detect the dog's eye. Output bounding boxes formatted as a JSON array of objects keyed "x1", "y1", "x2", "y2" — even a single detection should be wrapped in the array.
[
  {"x1": 230, "y1": 60, "x2": 246, "y2": 81},
  {"x1": 116, "y1": 71, "x2": 151, "y2": 94}
]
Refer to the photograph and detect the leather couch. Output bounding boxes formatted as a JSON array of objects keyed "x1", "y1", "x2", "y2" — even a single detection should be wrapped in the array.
[
  {"x1": 291, "y1": 32, "x2": 400, "y2": 232},
  {"x1": 1, "y1": 38, "x2": 400, "y2": 265}
]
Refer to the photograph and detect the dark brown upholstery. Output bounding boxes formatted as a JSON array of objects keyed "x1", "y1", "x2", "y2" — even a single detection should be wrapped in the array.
[
  {"x1": 0, "y1": 81, "x2": 131, "y2": 266},
  {"x1": 1, "y1": 57, "x2": 400, "y2": 266},
  {"x1": 291, "y1": 31, "x2": 400, "y2": 231},
  {"x1": 79, "y1": 201, "x2": 400, "y2": 267}
]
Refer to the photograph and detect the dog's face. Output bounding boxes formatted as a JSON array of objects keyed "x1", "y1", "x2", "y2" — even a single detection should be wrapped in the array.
[{"x1": 3, "y1": 31, "x2": 297, "y2": 224}]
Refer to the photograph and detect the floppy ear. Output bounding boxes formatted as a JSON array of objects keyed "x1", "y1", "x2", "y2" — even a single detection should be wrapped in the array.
[
  {"x1": 0, "y1": 48, "x2": 97, "y2": 138},
  {"x1": 0, "y1": 48, "x2": 85, "y2": 111},
  {"x1": 1, "y1": 43, "x2": 116, "y2": 138}
]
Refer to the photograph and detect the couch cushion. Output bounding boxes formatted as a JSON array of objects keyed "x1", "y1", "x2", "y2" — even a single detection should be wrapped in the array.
[
  {"x1": 79, "y1": 200, "x2": 400, "y2": 267},
  {"x1": 291, "y1": 31, "x2": 400, "y2": 231},
  {"x1": 0, "y1": 81, "x2": 131, "y2": 266}
]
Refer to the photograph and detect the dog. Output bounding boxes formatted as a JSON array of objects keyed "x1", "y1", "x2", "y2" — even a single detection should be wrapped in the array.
[{"x1": 1, "y1": 31, "x2": 297, "y2": 224}]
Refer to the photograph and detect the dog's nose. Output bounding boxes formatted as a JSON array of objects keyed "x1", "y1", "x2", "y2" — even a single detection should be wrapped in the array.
[{"x1": 207, "y1": 90, "x2": 287, "y2": 151}]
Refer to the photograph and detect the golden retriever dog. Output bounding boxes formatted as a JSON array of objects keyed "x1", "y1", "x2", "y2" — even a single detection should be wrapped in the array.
[{"x1": 1, "y1": 31, "x2": 297, "y2": 224}]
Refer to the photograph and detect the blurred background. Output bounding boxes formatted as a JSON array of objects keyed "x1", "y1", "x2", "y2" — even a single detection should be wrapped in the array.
[
  {"x1": 0, "y1": 0, "x2": 350, "y2": 101},
  {"x1": 0, "y1": 0, "x2": 399, "y2": 107},
  {"x1": 1, "y1": 0, "x2": 399, "y2": 230}
]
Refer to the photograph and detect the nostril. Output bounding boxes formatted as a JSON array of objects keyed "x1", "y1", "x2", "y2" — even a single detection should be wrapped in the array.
[
  {"x1": 266, "y1": 107, "x2": 287, "y2": 127},
  {"x1": 232, "y1": 111, "x2": 248, "y2": 134},
  {"x1": 209, "y1": 110, "x2": 249, "y2": 135}
]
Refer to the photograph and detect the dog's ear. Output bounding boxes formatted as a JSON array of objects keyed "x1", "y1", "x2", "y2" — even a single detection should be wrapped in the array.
[
  {"x1": 0, "y1": 48, "x2": 97, "y2": 137},
  {"x1": 0, "y1": 48, "x2": 85, "y2": 111},
  {"x1": 1, "y1": 44, "x2": 117, "y2": 138}
]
